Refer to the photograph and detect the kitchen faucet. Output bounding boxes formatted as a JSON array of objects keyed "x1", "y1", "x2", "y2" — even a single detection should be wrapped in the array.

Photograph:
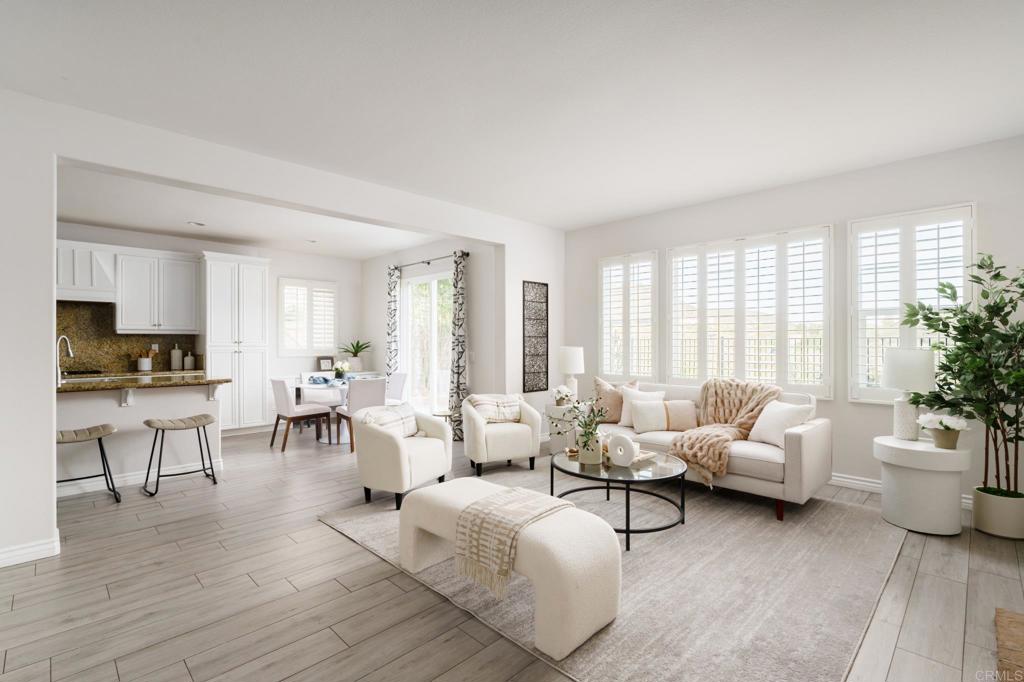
[{"x1": 57, "y1": 335, "x2": 74, "y2": 386}]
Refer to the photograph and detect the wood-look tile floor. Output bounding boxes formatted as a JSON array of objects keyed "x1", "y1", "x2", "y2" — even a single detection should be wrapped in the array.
[
  {"x1": 2, "y1": 434, "x2": 1018, "y2": 682},
  {"x1": 0, "y1": 432, "x2": 569, "y2": 682}
]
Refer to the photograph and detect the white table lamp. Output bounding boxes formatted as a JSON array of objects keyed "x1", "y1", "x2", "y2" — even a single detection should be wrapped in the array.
[
  {"x1": 881, "y1": 348, "x2": 935, "y2": 441},
  {"x1": 558, "y1": 346, "x2": 585, "y2": 397}
]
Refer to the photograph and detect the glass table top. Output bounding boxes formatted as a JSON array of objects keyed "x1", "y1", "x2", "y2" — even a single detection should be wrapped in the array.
[{"x1": 552, "y1": 451, "x2": 687, "y2": 482}]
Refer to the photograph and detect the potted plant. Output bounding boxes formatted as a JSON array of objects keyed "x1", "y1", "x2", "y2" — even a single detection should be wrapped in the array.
[
  {"x1": 333, "y1": 360, "x2": 351, "y2": 380},
  {"x1": 550, "y1": 398, "x2": 607, "y2": 464},
  {"x1": 551, "y1": 385, "x2": 573, "y2": 406},
  {"x1": 903, "y1": 254, "x2": 1024, "y2": 537},
  {"x1": 339, "y1": 340, "x2": 372, "y2": 372},
  {"x1": 917, "y1": 413, "x2": 969, "y2": 449}
]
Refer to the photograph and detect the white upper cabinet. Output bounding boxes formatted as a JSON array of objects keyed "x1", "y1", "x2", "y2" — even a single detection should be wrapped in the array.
[
  {"x1": 158, "y1": 258, "x2": 200, "y2": 332},
  {"x1": 116, "y1": 251, "x2": 199, "y2": 334},
  {"x1": 56, "y1": 241, "x2": 117, "y2": 302}
]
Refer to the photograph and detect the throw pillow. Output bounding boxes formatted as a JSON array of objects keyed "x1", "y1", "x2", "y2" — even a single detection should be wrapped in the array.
[
  {"x1": 360, "y1": 403, "x2": 418, "y2": 438},
  {"x1": 618, "y1": 385, "x2": 666, "y2": 428},
  {"x1": 467, "y1": 394, "x2": 522, "y2": 423},
  {"x1": 594, "y1": 377, "x2": 638, "y2": 423},
  {"x1": 748, "y1": 400, "x2": 814, "y2": 449},
  {"x1": 632, "y1": 400, "x2": 698, "y2": 434}
]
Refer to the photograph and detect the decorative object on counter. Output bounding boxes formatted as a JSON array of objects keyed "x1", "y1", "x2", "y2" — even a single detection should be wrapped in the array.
[
  {"x1": 557, "y1": 346, "x2": 584, "y2": 397},
  {"x1": 551, "y1": 384, "x2": 573, "y2": 406},
  {"x1": 902, "y1": 253, "x2": 1024, "y2": 538},
  {"x1": 170, "y1": 344, "x2": 183, "y2": 371},
  {"x1": 339, "y1": 340, "x2": 371, "y2": 372},
  {"x1": 917, "y1": 413, "x2": 968, "y2": 449},
  {"x1": 137, "y1": 356, "x2": 153, "y2": 372},
  {"x1": 333, "y1": 360, "x2": 351, "y2": 379},
  {"x1": 550, "y1": 398, "x2": 607, "y2": 466},
  {"x1": 183, "y1": 351, "x2": 195, "y2": 370},
  {"x1": 316, "y1": 355, "x2": 335, "y2": 371},
  {"x1": 522, "y1": 281, "x2": 549, "y2": 393},
  {"x1": 881, "y1": 348, "x2": 935, "y2": 441},
  {"x1": 607, "y1": 432, "x2": 640, "y2": 467}
]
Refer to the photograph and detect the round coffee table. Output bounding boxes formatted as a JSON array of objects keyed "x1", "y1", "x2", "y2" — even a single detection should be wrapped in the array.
[{"x1": 550, "y1": 451, "x2": 687, "y2": 550}]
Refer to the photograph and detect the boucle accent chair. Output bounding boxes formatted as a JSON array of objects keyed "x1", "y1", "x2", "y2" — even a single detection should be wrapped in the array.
[
  {"x1": 598, "y1": 382, "x2": 832, "y2": 520},
  {"x1": 399, "y1": 477, "x2": 621, "y2": 660},
  {"x1": 352, "y1": 405, "x2": 452, "y2": 510},
  {"x1": 462, "y1": 396, "x2": 542, "y2": 476}
]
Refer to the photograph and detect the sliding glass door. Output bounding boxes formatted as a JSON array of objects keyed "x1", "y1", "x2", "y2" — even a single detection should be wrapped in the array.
[{"x1": 401, "y1": 273, "x2": 453, "y2": 413}]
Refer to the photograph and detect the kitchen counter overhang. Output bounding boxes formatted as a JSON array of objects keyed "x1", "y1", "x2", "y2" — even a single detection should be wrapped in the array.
[{"x1": 58, "y1": 373, "x2": 231, "y2": 393}]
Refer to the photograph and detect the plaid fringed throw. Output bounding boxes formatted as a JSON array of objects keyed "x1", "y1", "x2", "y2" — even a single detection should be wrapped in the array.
[{"x1": 455, "y1": 487, "x2": 574, "y2": 599}]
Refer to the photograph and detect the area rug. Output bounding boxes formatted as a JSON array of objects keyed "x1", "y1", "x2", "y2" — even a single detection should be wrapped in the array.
[{"x1": 321, "y1": 462, "x2": 904, "y2": 682}]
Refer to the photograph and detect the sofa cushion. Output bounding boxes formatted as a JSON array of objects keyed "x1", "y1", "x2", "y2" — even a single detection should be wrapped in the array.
[
  {"x1": 632, "y1": 400, "x2": 698, "y2": 434},
  {"x1": 618, "y1": 386, "x2": 665, "y2": 427},
  {"x1": 749, "y1": 400, "x2": 814, "y2": 449},
  {"x1": 597, "y1": 423, "x2": 636, "y2": 441},
  {"x1": 594, "y1": 377, "x2": 638, "y2": 423},
  {"x1": 727, "y1": 440, "x2": 785, "y2": 482},
  {"x1": 403, "y1": 436, "x2": 449, "y2": 487},
  {"x1": 634, "y1": 431, "x2": 678, "y2": 452},
  {"x1": 484, "y1": 422, "x2": 533, "y2": 459}
]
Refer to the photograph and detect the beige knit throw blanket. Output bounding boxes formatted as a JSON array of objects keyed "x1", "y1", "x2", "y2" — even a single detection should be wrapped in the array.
[
  {"x1": 455, "y1": 487, "x2": 574, "y2": 599},
  {"x1": 668, "y1": 378, "x2": 781, "y2": 485}
]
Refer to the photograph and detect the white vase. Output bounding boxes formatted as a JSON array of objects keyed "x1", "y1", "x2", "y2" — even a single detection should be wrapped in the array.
[
  {"x1": 347, "y1": 356, "x2": 363, "y2": 372},
  {"x1": 973, "y1": 488, "x2": 1024, "y2": 539},
  {"x1": 578, "y1": 438, "x2": 602, "y2": 465}
]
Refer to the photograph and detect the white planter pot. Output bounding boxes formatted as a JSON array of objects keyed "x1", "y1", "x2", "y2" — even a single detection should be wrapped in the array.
[
  {"x1": 347, "y1": 356, "x2": 363, "y2": 372},
  {"x1": 973, "y1": 488, "x2": 1024, "y2": 539}
]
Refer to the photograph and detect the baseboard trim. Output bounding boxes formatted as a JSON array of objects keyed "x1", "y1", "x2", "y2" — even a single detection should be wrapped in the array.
[
  {"x1": 57, "y1": 459, "x2": 224, "y2": 498},
  {"x1": 0, "y1": 532, "x2": 60, "y2": 568},
  {"x1": 830, "y1": 473, "x2": 973, "y2": 510}
]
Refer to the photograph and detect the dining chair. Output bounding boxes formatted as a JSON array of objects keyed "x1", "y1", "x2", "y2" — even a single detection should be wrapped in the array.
[
  {"x1": 385, "y1": 372, "x2": 408, "y2": 406},
  {"x1": 269, "y1": 378, "x2": 333, "y2": 452},
  {"x1": 335, "y1": 377, "x2": 387, "y2": 452}
]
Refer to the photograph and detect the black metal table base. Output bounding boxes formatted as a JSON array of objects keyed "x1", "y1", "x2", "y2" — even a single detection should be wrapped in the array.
[{"x1": 550, "y1": 463, "x2": 685, "y2": 551}]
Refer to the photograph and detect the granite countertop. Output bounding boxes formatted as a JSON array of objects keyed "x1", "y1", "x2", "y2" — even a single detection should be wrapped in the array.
[{"x1": 57, "y1": 371, "x2": 231, "y2": 393}]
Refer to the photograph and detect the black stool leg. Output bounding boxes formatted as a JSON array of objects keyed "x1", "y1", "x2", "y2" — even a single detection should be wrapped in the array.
[
  {"x1": 202, "y1": 426, "x2": 218, "y2": 484},
  {"x1": 143, "y1": 430, "x2": 165, "y2": 496},
  {"x1": 97, "y1": 437, "x2": 121, "y2": 503}
]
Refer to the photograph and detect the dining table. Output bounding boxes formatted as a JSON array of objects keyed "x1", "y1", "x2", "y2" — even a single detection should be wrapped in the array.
[{"x1": 296, "y1": 381, "x2": 349, "y2": 444}]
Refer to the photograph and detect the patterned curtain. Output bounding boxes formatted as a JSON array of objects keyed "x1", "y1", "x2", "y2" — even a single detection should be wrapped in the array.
[
  {"x1": 385, "y1": 265, "x2": 401, "y2": 377},
  {"x1": 448, "y1": 250, "x2": 469, "y2": 440}
]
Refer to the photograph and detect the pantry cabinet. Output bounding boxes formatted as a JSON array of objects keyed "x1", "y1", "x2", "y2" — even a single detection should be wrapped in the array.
[{"x1": 203, "y1": 252, "x2": 270, "y2": 429}]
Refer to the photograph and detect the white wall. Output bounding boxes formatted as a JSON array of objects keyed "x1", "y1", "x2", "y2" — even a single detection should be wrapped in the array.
[
  {"x1": 0, "y1": 87, "x2": 564, "y2": 567},
  {"x1": 58, "y1": 222, "x2": 363, "y2": 385},
  {"x1": 360, "y1": 236, "x2": 503, "y2": 396},
  {"x1": 565, "y1": 135, "x2": 1024, "y2": 497}
]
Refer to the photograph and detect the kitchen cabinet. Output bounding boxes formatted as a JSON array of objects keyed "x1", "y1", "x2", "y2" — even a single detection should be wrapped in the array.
[
  {"x1": 56, "y1": 240, "x2": 117, "y2": 302},
  {"x1": 204, "y1": 252, "x2": 270, "y2": 429},
  {"x1": 116, "y1": 252, "x2": 199, "y2": 334}
]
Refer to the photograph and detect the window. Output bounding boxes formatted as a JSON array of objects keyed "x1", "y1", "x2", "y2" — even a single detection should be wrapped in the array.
[
  {"x1": 668, "y1": 226, "x2": 832, "y2": 396},
  {"x1": 278, "y1": 277, "x2": 335, "y2": 356},
  {"x1": 599, "y1": 252, "x2": 657, "y2": 378},
  {"x1": 401, "y1": 272, "x2": 453, "y2": 413},
  {"x1": 849, "y1": 204, "x2": 973, "y2": 401}
]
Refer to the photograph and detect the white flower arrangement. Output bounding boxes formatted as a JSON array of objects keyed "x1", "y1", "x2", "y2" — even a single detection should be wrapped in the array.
[
  {"x1": 552, "y1": 385, "x2": 574, "y2": 402},
  {"x1": 333, "y1": 360, "x2": 351, "y2": 373},
  {"x1": 917, "y1": 413, "x2": 968, "y2": 431}
]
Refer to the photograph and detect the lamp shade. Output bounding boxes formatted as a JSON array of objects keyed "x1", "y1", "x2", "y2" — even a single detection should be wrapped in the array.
[
  {"x1": 881, "y1": 348, "x2": 935, "y2": 393},
  {"x1": 558, "y1": 346, "x2": 585, "y2": 375}
]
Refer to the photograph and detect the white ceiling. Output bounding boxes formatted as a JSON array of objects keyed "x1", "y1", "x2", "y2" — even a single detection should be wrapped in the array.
[
  {"x1": 57, "y1": 165, "x2": 440, "y2": 259},
  {"x1": 5, "y1": 1, "x2": 1024, "y2": 230}
]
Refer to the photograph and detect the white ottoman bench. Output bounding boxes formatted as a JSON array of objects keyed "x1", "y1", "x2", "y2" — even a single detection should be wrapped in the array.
[{"x1": 399, "y1": 477, "x2": 621, "y2": 660}]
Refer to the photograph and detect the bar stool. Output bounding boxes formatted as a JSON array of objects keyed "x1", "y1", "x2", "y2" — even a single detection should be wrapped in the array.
[
  {"x1": 56, "y1": 424, "x2": 121, "y2": 503},
  {"x1": 142, "y1": 413, "x2": 218, "y2": 496}
]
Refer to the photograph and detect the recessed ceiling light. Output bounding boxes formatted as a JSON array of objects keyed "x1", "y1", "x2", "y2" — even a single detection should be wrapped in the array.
[
  {"x1": 186, "y1": 220, "x2": 206, "y2": 227},
  {"x1": 307, "y1": 239, "x2": 318, "y2": 244}
]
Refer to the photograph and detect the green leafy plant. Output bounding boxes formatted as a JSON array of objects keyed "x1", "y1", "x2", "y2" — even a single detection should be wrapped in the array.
[
  {"x1": 903, "y1": 254, "x2": 1024, "y2": 497},
  {"x1": 551, "y1": 398, "x2": 608, "y2": 452},
  {"x1": 339, "y1": 340, "x2": 372, "y2": 357}
]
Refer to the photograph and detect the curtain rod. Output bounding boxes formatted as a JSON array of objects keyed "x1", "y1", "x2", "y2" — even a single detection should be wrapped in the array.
[{"x1": 395, "y1": 251, "x2": 469, "y2": 270}]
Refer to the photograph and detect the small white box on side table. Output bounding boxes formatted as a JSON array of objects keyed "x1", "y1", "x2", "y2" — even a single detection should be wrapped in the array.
[{"x1": 873, "y1": 435, "x2": 970, "y2": 535}]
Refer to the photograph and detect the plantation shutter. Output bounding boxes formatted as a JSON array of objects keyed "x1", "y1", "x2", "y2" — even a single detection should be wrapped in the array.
[
  {"x1": 628, "y1": 255, "x2": 656, "y2": 377},
  {"x1": 786, "y1": 238, "x2": 826, "y2": 385},
  {"x1": 280, "y1": 283, "x2": 308, "y2": 352},
  {"x1": 744, "y1": 244, "x2": 777, "y2": 382},
  {"x1": 705, "y1": 249, "x2": 736, "y2": 378},
  {"x1": 310, "y1": 286, "x2": 336, "y2": 350},
  {"x1": 670, "y1": 252, "x2": 700, "y2": 380},
  {"x1": 600, "y1": 260, "x2": 624, "y2": 376}
]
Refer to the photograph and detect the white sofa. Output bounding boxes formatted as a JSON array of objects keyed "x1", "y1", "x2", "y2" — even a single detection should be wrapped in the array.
[
  {"x1": 462, "y1": 398, "x2": 542, "y2": 476},
  {"x1": 352, "y1": 407, "x2": 453, "y2": 510},
  {"x1": 598, "y1": 383, "x2": 832, "y2": 520}
]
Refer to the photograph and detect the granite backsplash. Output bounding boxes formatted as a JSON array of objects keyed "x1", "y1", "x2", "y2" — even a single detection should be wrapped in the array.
[{"x1": 57, "y1": 301, "x2": 199, "y2": 373}]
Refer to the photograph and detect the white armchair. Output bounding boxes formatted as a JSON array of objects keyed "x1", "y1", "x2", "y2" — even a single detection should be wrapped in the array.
[
  {"x1": 352, "y1": 406, "x2": 452, "y2": 510},
  {"x1": 462, "y1": 397, "x2": 542, "y2": 476}
]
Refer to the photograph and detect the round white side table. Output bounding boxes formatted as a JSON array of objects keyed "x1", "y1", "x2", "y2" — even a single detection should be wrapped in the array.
[{"x1": 873, "y1": 435, "x2": 971, "y2": 535}]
